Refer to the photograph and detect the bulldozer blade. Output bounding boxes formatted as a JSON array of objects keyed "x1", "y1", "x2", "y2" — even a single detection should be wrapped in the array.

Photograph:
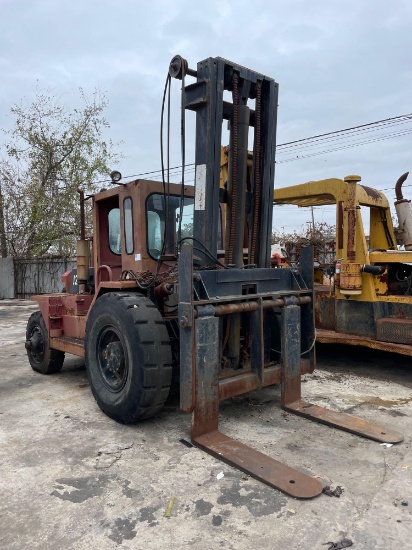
[
  {"x1": 284, "y1": 399, "x2": 404, "y2": 444},
  {"x1": 193, "y1": 430, "x2": 324, "y2": 499}
]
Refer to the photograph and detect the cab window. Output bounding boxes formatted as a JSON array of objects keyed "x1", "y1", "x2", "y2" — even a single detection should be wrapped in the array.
[{"x1": 108, "y1": 207, "x2": 121, "y2": 255}]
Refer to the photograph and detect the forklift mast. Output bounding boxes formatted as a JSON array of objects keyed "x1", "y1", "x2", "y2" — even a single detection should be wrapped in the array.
[
  {"x1": 180, "y1": 56, "x2": 277, "y2": 269},
  {"x1": 175, "y1": 56, "x2": 287, "y2": 374}
]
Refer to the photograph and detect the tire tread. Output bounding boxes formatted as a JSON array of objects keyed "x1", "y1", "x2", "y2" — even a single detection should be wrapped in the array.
[
  {"x1": 85, "y1": 292, "x2": 172, "y2": 423},
  {"x1": 26, "y1": 311, "x2": 65, "y2": 374}
]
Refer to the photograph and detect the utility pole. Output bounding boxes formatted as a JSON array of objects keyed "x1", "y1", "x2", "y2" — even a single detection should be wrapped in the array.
[
  {"x1": 311, "y1": 206, "x2": 315, "y2": 237},
  {"x1": 0, "y1": 184, "x2": 8, "y2": 257}
]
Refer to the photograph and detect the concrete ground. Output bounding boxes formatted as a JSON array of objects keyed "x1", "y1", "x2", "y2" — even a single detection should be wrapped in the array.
[{"x1": 0, "y1": 299, "x2": 411, "y2": 550}]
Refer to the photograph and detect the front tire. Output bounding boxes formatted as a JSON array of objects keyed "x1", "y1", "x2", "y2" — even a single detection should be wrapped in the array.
[
  {"x1": 84, "y1": 292, "x2": 172, "y2": 423},
  {"x1": 26, "y1": 311, "x2": 65, "y2": 374}
]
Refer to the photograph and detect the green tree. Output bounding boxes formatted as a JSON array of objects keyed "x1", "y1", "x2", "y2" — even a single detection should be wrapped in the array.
[{"x1": 0, "y1": 87, "x2": 122, "y2": 257}]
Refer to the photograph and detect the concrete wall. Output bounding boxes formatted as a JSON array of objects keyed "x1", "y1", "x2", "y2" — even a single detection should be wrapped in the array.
[
  {"x1": 14, "y1": 257, "x2": 76, "y2": 299},
  {"x1": 0, "y1": 258, "x2": 14, "y2": 299}
]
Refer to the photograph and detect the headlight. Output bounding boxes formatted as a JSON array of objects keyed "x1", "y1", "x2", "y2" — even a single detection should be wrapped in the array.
[{"x1": 110, "y1": 170, "x2": 122, "y2": 183}]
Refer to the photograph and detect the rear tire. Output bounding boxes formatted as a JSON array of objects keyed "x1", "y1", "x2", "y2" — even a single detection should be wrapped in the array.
[
  {"x1": 84, "y1": 292, "x2": 172, "y2": 423},
  {"x1": 26, "y1": 311, "x2": 65, "y2": 374}
]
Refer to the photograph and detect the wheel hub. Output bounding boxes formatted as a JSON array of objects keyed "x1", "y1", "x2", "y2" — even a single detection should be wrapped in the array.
[
  {"x1": 98, "y1": 329, "x2": 127, "y2": 391},
  {"x1": 25, "y1": 328, "x2": 45, "y2": 361},
  {"x1": 103, "y1": 341, "x2": 125, "y2": 374}
]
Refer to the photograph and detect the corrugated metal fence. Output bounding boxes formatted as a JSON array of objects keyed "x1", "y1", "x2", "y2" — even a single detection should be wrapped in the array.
[{"x1": 0, "y1": 257, "x2": 75, "y2": 299}]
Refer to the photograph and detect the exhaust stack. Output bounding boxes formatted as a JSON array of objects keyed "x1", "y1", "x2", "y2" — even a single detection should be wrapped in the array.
[
  {"x1": 394, "y1": 172, "x2": 412, "y2": 250},
  {"x1": 76, "y1": 189, "x2": 90, "y2": 294}
]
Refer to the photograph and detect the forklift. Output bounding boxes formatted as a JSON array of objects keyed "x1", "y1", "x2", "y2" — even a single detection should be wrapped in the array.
[{"x1": 25, "y1": 55, "x2": 403, "y2": 499}]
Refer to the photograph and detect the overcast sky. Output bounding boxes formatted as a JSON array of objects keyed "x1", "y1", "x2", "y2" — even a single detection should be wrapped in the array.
[{"x1": 1, "y1": 0, "x2": 412, "y2": 233}]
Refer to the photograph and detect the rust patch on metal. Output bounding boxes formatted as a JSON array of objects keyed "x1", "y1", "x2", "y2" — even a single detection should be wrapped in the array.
[
  {"x1": 218, "y1": 361, "x2": 312, "y2": 401},
  {"x1": 376, "y1": 317, "x2": 412, "y2": 345},
  {"x1": 337, "y1": 201, "x2": 344, "y2": 249},
  {"x1": 316, "y1": 328, "x2": 412, "y2": 356},
  {"x1": 360, "y1": 185, "x2": 383, "y2": 201},
  {"x1": 395, "y1": 171, "x2": 409, "y2": 201},
  {"x1": 50, "y1": 336, "x2": 85, "y2": 357},
  {"x1": 315, "y1": 291, "x2": 336, "y2": 330}
]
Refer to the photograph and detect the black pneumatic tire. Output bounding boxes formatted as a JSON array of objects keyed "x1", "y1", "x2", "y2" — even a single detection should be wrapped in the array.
[
  {"x1": 84, "y1": 292, "x2": 172, "y2": 423},
  {"x1": 26, "y1": 311, "x2": 65, "y2": 374}
]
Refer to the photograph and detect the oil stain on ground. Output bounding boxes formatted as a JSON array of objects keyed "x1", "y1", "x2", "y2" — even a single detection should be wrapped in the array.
[
  {"x1": 51, "y1": 476, "x2": 109, "y2": 503},
  {"x1": 51, "y1": 474, "x2": 139, "y2": 503},
  {"x1": 138, "y1": 505, "x2": 161, "y2": 527},
  {"x1": 195, "y1": 499, "x2": 213, "y2": 516},
  {"x1": 105, "y1": 505, "x2": 161, "y2": 543},
  {"x1": 344, "y1": 395, "x2": 412, "y2": 414},
  {"x1": 108, "y1": 517, "x2": 137, "y2": 544},
  {"x1": 217, "y1": 478, "x2": 287, "y2": 517}
]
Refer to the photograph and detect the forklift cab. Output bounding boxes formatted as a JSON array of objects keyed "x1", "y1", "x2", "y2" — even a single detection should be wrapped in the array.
[{"x1": 92, "y1": 180, "x2": 195, "y2": 286}]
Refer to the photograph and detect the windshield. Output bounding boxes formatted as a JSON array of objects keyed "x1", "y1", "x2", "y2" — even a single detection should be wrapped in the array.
[{"x1": 146, "y1": 194, "x2": 194, "y2": 259}]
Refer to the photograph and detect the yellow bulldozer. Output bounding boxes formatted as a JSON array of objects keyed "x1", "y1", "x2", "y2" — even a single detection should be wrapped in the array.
[{"x1": 274, "y1": 172, "x2": 412, "y2": 356}]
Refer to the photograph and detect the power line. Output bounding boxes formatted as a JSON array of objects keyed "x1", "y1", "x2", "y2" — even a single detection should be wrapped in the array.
[
  {"x1": 94, "y1": 112, "x2": 412, "y2": 185},
  {"x1": 276, "y1": 114, "x2": 412, "y2": 163},
  {"x1": 277, "y1": 127, "x2": 412, "y2": 163},
  {"x1": 276, "y1": 120, "x2": 412, "y2": 155},
  {"x1": 278, "y1": 113, "x2": 412, "y2": 148}
]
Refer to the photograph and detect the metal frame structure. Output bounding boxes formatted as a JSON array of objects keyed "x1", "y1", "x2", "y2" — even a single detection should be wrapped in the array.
[
  {"x1": 274, "y1": 177, "x2": 412, "y2": 356},
  {"x1": 172, "y1": 56, "x2": 403, "y2": 499}
]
